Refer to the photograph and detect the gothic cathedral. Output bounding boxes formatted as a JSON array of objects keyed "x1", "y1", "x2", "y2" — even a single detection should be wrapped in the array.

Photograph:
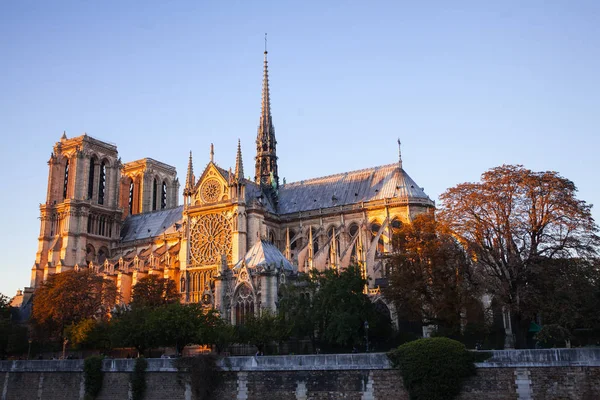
[{"x1": 31, "y1": 49, "x2": 435, "y2": 324}]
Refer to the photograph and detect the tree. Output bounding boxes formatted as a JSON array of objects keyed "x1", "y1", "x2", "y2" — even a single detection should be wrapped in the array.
[
  {"x1": 31, "y1": 270, "x2": 117, "y2": 343},
  {"x1": 110, "y1": 305, "x2": 155, "y2": 355},
  {"x1": 130, "y1": 275, "x2": 179, "y2": 308},
  {"x1": 439, "y1": 165, "x2": 599, "y2": 347},
  {"x1": 523, "y1": 257, "x2": 600, "y2": 337},
  {"x1": 238, "y1": 310, "x2": 289, "y2": 354},
  {"x1": 149, "y1": 302, "x2": 208, "y2": 355},
  {"x1": 384, "y1": 214, "x2": 484, "y2": 341},
  {"x1": 279, "y1": 265, "x2": 389, "y2": 351}
]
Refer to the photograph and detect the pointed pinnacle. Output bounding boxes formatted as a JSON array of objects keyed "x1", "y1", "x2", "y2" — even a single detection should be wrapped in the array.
[{"x1": 235, "y1": 139, "x2": 244, "y2": 180}]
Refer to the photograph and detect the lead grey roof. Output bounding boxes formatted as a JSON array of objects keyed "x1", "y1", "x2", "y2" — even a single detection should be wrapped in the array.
[
  {"x1": 234, "y1": 240, "x2": 294, "y2": 271},
  {"x1": 276, "y1": 163, "x2": 431, "y2": 214},
  {"x1": 120, "y1": 206, "x2": 183, "y2": 242}
]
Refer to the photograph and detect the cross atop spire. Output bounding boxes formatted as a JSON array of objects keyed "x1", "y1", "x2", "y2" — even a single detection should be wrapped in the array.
[
  {"x1": 255, "y1": 36, "x2": 279, "y2": 192},
  {"x1": 397, "y1": 138, "x2": 403, "y2": 169}
]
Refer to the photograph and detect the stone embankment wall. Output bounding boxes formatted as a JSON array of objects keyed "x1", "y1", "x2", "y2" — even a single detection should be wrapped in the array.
[{"x1": 1, "y1": 349, "x2": 599, "y2": 400}]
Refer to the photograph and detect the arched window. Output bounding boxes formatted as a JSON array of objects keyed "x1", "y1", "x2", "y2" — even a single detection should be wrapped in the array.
[
  {"x1": 129, "y1": 181, "x2": 134, "y2": 214},
  {"x1": 391, "y1": 218, "x2": 403, "y2": 251},
  {"x1": 161, "y1": 181, "x2": 167, "y2": 209},
  {"x1": 234, "y1": 283, "x2": 255, "y2": 326},
  {"x1": 289, "y1": 229, "x2": 297, "y2": 251},
  {"x1": 85, "y1": 244, "x2": 95, "y2": 264},
  {"x1": 152, "y1": 178, "x2": 158, "y2": 211},
  {"x1": 327, "y1": 226, "x2": 340, "y2": 254},
  {"x1": 63, "y1": 159, "x2": 70, "y2": 199},
  {"x1": 268, "y1": 230, "x2": 276, "y2": 244},
  {"x1": 88, "y1": 157, "x2": 96, "y2": 200},
  {"x1": 349, "y1": 223, "x2": 359, "y2": 237},
  {"x1": 98, "y1": 161, "x2": 106, "y2": 205},
  {"x1": 312, "y1": 227, "x2": 319, "y2": 253},
  {"x1": 371, "y1": 222, "x2": 384, "y2": 253},
  {"x1": 98, "y1": 247, "x2": 108, "y2": 265}
]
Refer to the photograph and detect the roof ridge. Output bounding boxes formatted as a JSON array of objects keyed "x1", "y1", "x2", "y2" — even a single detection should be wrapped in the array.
[{"x1": 284, "y1": 163, "x2": 398, "y2": 186}]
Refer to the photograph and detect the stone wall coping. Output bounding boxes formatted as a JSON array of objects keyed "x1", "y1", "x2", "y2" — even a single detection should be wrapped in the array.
[{"x1": 1, "y1": 348, "x2": 599, "y2": 372}]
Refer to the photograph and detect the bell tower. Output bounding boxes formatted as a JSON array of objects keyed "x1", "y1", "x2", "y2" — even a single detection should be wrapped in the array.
[{"x1": 32, "y1": 133, "x2": 122, "y2": 287}]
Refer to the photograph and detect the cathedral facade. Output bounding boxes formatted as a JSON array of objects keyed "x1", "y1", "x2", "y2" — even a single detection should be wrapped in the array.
[{"x1": 31, "y1": 50, "x2": 435, "y2": 325}]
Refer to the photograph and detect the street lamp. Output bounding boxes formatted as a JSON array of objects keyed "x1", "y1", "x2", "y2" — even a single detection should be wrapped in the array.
[
  {"x1": 364, "y1": 321, "x2": 369, "y2": 353},
  {"x1": 62, "y1": 338, "x2": 69, "y2": 360}
]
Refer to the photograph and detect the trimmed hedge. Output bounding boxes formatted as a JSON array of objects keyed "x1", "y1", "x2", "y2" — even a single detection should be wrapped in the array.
[
  {"x1": 83, "y1": 355, "x2": 104, "y2": 400},
  {"x1": 131, "y1": 357, "x2": 148, "y2": 400},
  {"x1": 387, "y1": 337, "x2": 489, "y2": 400}
]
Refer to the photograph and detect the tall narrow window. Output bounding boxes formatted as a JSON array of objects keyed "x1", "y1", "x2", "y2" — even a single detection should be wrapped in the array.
[
  {"x1": 129, "y1": 181, "x2": 134, "y2": 214},
  {"x1": 152, "y1": 178, "x2": 158, "y2": 211},
  {"x1": 87, "y1": 158, "x2": 95, "y2": 200},
  {"x1": 161, "y1": 181, "x2": 167, "y2": 209},
  {"x1": 63, "y1": 159, "x2": 69, "y2": 199},
  {"x1": 98, "y1": 162, "x2": 106, "y2": 205}
]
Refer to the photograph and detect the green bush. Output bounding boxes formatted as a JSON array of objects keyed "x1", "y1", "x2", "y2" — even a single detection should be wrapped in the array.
[
  {"x1": 534, "y1": 324, "x2": 571, "y2": 348},
  {"x1": 131, "y1": 357, "x2": 148, "y2": 400},
  {"x1": 175, "y1": 355, "x2": 220, "y2": 400},
  {"x1": 387, "y1": 337, "x2": 484, "y2": 400},
  {"x1": 83, "y1": 355, "x2": 104, "y2": 400}
]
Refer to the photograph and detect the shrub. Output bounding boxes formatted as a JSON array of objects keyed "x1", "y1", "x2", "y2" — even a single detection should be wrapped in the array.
[
  {"x1": 534, "y1": 324, "x2": 571, "y2": 348},
  {"x1": 131, "y1": 356, "x2": 148, "y2": 400},
  {"x1": 83, "y1": 355, "x2": 104, "y2": 400},
  {"x1": 387, "y1": 337, "x2": 484, "y2": 400},
  {"x1": 175, "y1": 355, "x2": 220, "y2": 400}
]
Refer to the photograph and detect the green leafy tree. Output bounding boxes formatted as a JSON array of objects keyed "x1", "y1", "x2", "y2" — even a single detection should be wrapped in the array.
[
  {"x1": 238, "y1": 310, "x2": 289, "y2": 354},
  {"x1": 202, "y1": 310, "x2": 237, "y2": 354},
  {"x1": 149, "y1": 302, "x2": 208, "y2": 355},
  {"x1": 0, "y1": 294, "x2": 14, "y2": 357},
  {"x1": 31, "y1": 270, "x2": 117, "y2": 344},
  {"x1": 439, "y1": 165, "x2": 599, "y2": 347},
  {"x1": 110, "y1": 305, "x2": 156, "y2": 355},
  {"x1": 279, "y1": 265, "x2": 388, "y2": 351}
]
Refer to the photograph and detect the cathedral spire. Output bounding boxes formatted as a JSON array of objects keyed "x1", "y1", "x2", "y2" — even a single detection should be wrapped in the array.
[
  {"x1": 235, "y1": 139, "x2": 244, "y2": 180},
  {"x1": 184, "y1": 151, "x2": 194, "y2": 196},
  {"x1": 255, "y1": 35, "x2": 279, "y2": 190}
]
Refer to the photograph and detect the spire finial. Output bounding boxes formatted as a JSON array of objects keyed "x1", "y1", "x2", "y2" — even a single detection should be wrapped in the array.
[
  {"x1": 210, "y1": 143, "x2": 214, "y2": 162},
  {"x1": 264, "y1": 32, "x2": 268, "y2": 54},
  {"x1": 397, "y1": 138, "x2": 403, "y2": 169}
]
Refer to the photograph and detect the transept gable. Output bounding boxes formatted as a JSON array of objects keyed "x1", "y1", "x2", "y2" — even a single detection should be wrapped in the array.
[{"x1": 192, "y1": 163, "x2": 230, "y2": 205}]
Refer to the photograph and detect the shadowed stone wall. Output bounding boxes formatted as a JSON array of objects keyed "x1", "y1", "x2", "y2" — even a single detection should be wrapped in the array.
[{"x1": 1, "y1": 349, "x2": 599, "y2": 400}]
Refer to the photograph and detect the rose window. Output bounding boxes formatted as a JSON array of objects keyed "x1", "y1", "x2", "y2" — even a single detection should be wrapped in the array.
[
  {"x1": 190, "y1": 213, "x2": 232, "y2": 265},
  {"x1": 201, "y1": 179, "x2": 221, "y2": 203}
]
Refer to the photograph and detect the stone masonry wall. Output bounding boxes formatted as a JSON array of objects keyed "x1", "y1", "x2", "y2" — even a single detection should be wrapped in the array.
[{"x1": 1, "y1": 350, "x2": 600, "y2": 400}]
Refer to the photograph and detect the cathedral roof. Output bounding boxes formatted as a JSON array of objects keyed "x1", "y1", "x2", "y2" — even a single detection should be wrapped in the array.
[
  {"x1": 276, "y1": 163, "x2": 432, "y2": 214},
  {"x1": 234, "y1": 240, "x2": 294, "y2": 271},
  {"x1": 120, "y1": 205, "x2": 184, "y2": 242}
]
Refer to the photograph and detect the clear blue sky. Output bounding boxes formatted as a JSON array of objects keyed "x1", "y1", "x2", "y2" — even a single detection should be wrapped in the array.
[{"x1": 1, "y1": 1, "x2": 599, "y2": 297}]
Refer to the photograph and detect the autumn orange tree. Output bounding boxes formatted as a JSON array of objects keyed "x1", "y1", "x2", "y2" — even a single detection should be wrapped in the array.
[
  {"x1": 439, "y1": 165, "x2": 599, "y2": 348},
  {"x1": 384, "y1": 214, "x2": 484, "y2": 344},
  {"x1": 32, "y1": 269, "x2": 117, "y2": 344},
  {"x1": 130, "y1": 275, "x2": 179, "y2": 308}
]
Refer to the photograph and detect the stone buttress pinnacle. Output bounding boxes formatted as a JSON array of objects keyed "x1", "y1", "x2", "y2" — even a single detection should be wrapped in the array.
[
  {"x1": 184, "y1": 151, "x2": 194, "y2": 195},
  {"x1": 235, "y1": 139, "x2": 244, "y2": 180}
]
